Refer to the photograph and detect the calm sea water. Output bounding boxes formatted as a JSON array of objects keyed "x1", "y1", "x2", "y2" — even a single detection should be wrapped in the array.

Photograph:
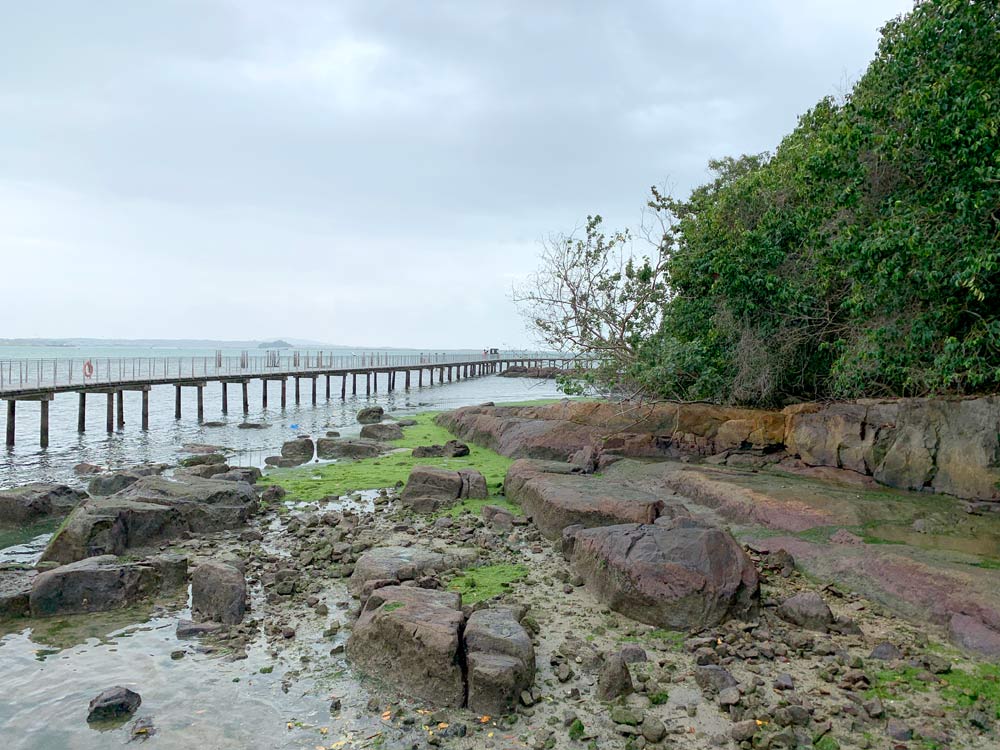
[{"x1": 0, "y1": 344, "x2": 560, "y2": 488}]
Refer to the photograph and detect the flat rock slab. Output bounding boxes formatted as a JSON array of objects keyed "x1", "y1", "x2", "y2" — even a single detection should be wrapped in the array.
[
  {"x1": 316, "y1": 438, "x2": 385, "y2": 460},
  {"x1": 29, "y1": 554, "x2": 186, "y2": 617},
  {"x1": 347, "y1": 585, "x2": 466, "y2": 707},
  {"x1": 360, "y1": 423, "x2": 404, "y2": 441},
  {"x1": 0, "y1": 483, "x2": 86, "y2": 523},
  {"x1": 41, "y1": 476, "x2": 258, "y2": 565},
  {"x1": 350, "y1": 545, "x2": 477, "y2": 596},
  {"x1": 569, "y1": 521, "x2": 760, "y2": 631},
  {"x1": 504, "y1": 460, "x2": 677, "y2": 539}
]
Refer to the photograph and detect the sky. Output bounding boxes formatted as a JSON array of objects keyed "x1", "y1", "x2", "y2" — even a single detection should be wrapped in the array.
[{"x1": 0, "y1": 0, "x2": 914, "y2": 349}]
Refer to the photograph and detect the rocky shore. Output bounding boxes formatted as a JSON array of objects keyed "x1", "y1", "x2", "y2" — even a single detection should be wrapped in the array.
[{"x1": 1, "y1": 398, "x2": 998, "y2": 749}]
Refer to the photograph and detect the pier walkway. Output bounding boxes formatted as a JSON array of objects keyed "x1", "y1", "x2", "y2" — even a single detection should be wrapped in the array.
[{"x1": 1, "y1": 351, "x2": 569, "y2": 447}]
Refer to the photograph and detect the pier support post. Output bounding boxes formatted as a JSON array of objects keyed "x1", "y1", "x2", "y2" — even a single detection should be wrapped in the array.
[
  {"x1": 448, "y1": 367, "x2": 452, "y2": 382},
  {"x1": 196, "y1": 385, "x2": 204, "y2": 423},
  {"x1": 405, "y1": 370, "x2": 411, "y2": 390},
  {"x1": 282, "y1": 379, "x2": 288, "y2": 409},
  {"x1": 352, "y1": 373, "x2": 357, "y2": 395},
  {"x1": 341, "y1": 374, "x2": 346, "y2": 400},
  {"x1": 78, "y1": 392, "x2": 86, "y2": 433},
  {"x1": 40, "y1": 398, "x2": 49, "y2": 449},
  {"x1": 311, "y1": 377, "x2": 317, "y2": 405},
  {"x1": 5, "y1": 400, "x2": 13, "y2": 447},
  {"x1": 222, "y1": 382, "x2": 228, "y2": 414},
  {"x1": 262, "y1": 380, "x2": 268, "y2": 408},
  {"x1": 242, "y1": 381, "x2": 249, "y2": 413},
  {"x1": 326, "y1": 375, "x2": 331, "y2": 400},
  {"x1": 141, "y1": 388, "x2": 149, "y2": 430},
  {"x1": 294, "y1": 377, "x2": 299, "y2": 406},
  {"x1": 174, "y1": 386, "x2": 181, "y2": 419},
  {"x1": 116, "y1": 391, "x2": 124, "y2": 429},
  {"x1": 109, "y1": 392, "x2": 116, "y2": 432},
  {"x1": 366, "y1": 373, "x2": 371, "y2": 396},
  {"x1": 429, "y1": 368, "x2": 433, "y2": 385}
]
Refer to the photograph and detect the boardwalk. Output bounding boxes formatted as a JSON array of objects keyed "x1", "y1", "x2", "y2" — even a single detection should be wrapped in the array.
[{"x1": 1, "y1": 351, "x2": 568, "y2": 447}]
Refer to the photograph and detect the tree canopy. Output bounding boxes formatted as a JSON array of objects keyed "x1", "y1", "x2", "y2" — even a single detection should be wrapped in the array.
[{"x1": 526, "y1": 0, "x2": 1000, "y2": 405}]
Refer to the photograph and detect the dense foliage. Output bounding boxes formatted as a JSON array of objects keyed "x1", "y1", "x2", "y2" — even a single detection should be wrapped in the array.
[{"x1": 633, "y1": 0, "x2": 1000, "y2": 405}]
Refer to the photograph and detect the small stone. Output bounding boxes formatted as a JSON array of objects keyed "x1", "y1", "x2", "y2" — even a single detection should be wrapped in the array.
[
  {"x1": 718, "y1": 687, "x2": 741, "y2": 707},
  {"x1": 640, "y1": 715, "x2": 666, "y2": 742},
  {"x1": 886, "y1": 719, "x2": 913, "y2": 741},
  {"x1": 730, "y1": 719, "x2": 758, "y2": 742},
  {"x1": 773, "y1": 673, "x2": 795, "y2": 691},
  {"x1": 87, "y1": 686, "x2": 141, "y2": 723},
  {"x1": 870, "y1": 642, "x2": 902, "y2": 661},
  {"x1": 609, "y1": 706, "x2": 640, "y2": 726},
  {"x1": 596, "y1": 653, "x2": 634, "y2": 701}
]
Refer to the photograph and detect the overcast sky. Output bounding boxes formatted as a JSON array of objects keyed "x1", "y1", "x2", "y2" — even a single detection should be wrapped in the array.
[{"x1": 0, "y1": 0, "x2": 913, "y2": 348}]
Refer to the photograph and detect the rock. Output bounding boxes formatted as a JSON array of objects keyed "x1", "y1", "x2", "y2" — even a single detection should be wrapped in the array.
[
  {"x1": 237, "y1": 422, "x2": 267, "y2": 429},
  {"x1": 482, "y1": 504, "x2": 516, "y2": 530},
  {"x1": 596, "y1": 652, "x2": 633, "y2": 701},
  {"x1": 178, "y1": 453, "x2": 227, "y2": 467},
  {"x1": 718, "y1": 686, "x2": 741, "y2": 706},
  {"x1": 29, "y1": 556, "x2": 172, "y2": 617},
  {"x1": 316, "y1": 438, "x2": 384, "y2": 460},
  {"x1": 360, "y1": 423, "x2": 404, "y2": 441},
  {"x1": 176, "y1": 619, "x2": 223, "y2": 638},
  {"x1": 695, "y1": 665, "x2": 738, "y2": 696},
  {"x1": 176, "y1": 463, "x2": 230, "y2": 479},
  {"x1": 0, "y1": 483, "x2": 86, "y2": 522},
  {"x1": 214, "y1": 466, "x2": 262, "y2": 484},
  {"x1": 610, "y1": 706, "x2": 641, "y2": 725},
  {"x1": 74, "y1": 462, "x2": 105, "y2": 475},
  {"x1": 87, "y1": 472, "x2": 143, "y2": 496},
  {"x1": 350, "y1": 546, "x2": 476, "y2": 596},
  {"x1": 776, "y1": 591, "x2": 834, "y2": 632},
  {"x1": 870, "y1": 642, "x2": 902, "y2": 661},
  {"x1": 264, "y1": 456, "x2": 298, "y2": 468},
  {"x1": 346, "y1": 586, "x2": 466, "y2": 707},
  {"x1": 619, "y1": 644, "x2": 647, "y2": 663},
  {"x1": 465, "y1": 608, "x2": 535, "y2": 715},
  {"x1": 830, "y1": 528, "x2": 864, "y2": 545},
  {"x1": 0, "y1": 568, "x2": 35, "y2": 619},
  {"x1": 886, "y1": 719, "x2": 913, "y2": 741},
  {"x1": 280, "y1": 438, "x2": 314, "y2": 464},
  {"x1": 773, "y1": 673, "x2": 795, "y2": 691},
  {"x1": 412, "y1": 440, "x2": 470, "y2": 458},
  {"x1": 400, "y1": 466, "x2": 487, "y2": 512},
  {"x1": 731, "y1": 719, "x2": 758, "y2": 742},
  {"x1": 87, "y1": 686, "x2": 141, "y2": 723},
  {"x1": 41, "y1": 476, "x2": 258, "y2": 565},
  {"x1": 356, "y1": 406, "x2": 385, "y2": 424},
  {"x1": 191, "y1": 561, "x2": 246, "y2": 625},
  {"x1": 569, "y1": 520, "x2": 759, "y2": 631},
  {"x1": 641, "y1": 715, "x2": 667, "y2": 743},
  {"x1": 504, "y1": 459, "x2": 679, "y2": 539}
]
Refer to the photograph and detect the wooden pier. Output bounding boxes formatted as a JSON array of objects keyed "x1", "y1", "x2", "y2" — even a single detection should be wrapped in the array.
[{"x1": 0, "y1": 351, "x2": 570, "y2": 447}]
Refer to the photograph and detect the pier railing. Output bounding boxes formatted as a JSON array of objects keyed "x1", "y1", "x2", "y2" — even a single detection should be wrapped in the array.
[{"x1": 0, "y1": 350, "x2": 555, "y2": 394}]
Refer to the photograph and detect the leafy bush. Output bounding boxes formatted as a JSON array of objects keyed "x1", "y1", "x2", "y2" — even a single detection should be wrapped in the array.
[{"x1": 633, "y1": 0, "x2": 1000, "y2": 404}]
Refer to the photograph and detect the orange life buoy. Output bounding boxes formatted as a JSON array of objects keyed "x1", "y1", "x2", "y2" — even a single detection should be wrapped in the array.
[{"x1": 82, "y1": 360, "x2": 94, "y2": 378}]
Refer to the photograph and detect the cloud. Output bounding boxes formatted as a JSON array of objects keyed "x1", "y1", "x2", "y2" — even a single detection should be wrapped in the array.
[{"x1": 0, "y1": 0, "x2": 914, "y2": 346}]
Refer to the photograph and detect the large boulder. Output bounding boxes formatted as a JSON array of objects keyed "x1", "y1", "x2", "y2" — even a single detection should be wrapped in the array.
[
  {"x1": 41, "y1": 476, "x2": 258, "y2": 565},
  {"x1": 191, "y1": 561, "x2": 246, "y2": 625},
  {"x1": 0, "y1": 483, "x2": 86, "y2": 523},
  {"x1": 316, "y1": 438, "x2": 384, "y2": 460},
  {"x1": 280, "y1": 437, "x2": 314, "y2": 464},
  {"x1": 400, "y1": 466, "x2": 488, "y2": 512},
  {"x1": 357, "y1": 406, "x2": 385, "y2": 424},
  {"x1": 504, "y1": 460, "x2": 677, "y2": 539},
  {"x1": 569, "y1": 520, "x2": 760, "y2": 631},
  {"x1": 350, "y1": 545, "x2": 477, "y2": 596},
  {"x1": 360, "y1": 423, "x2": 404, "y2": 441},
  {"x1": 465, "y1": 608, "x2": 535, "y2": 715},
  {"x1": 347, "y1": 586, "x2": 466, "y2": 707},
  {"x1": 29, "y1": 554, "x2": 187, "y2": 617},
  {"x1": 776, "y1": 591, "x2": 834, "y2": 632}
]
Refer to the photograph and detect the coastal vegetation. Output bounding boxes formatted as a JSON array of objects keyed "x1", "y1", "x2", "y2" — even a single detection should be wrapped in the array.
[{"x1": 520, "y1": 0, "x2": 1000, "y2": 405}]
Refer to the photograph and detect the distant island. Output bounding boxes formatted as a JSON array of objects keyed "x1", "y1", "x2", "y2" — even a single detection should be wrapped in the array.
[{"x1": 258, "y1": 340, "x2": 291, "y2": 349}]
